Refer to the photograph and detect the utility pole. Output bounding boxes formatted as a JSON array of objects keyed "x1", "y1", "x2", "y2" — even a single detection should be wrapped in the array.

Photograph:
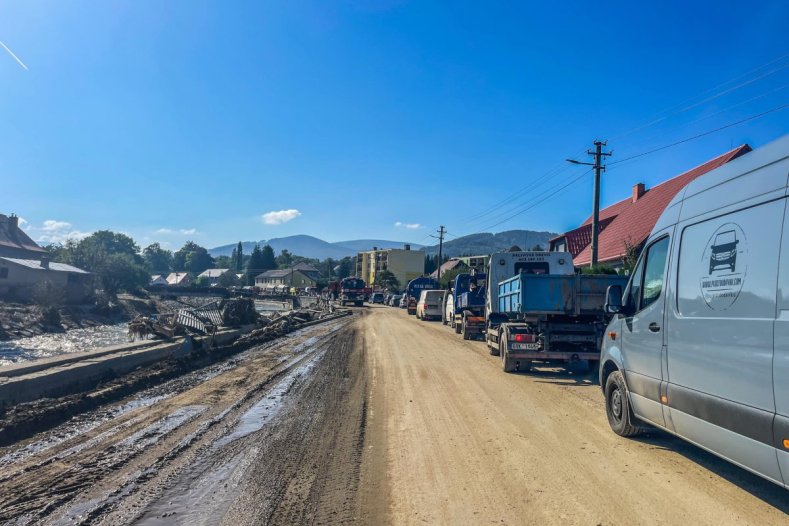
[
  {"x1": 567, "y1": 141, "x2": 612, "y2": 267},
  {"x1": 436, "y1": 226, "x2": 446, "y2": 281}
]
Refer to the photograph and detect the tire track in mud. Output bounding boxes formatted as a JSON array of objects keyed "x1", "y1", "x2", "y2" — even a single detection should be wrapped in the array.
[
  {"x1": 0, "y1": 318, "x2": 355, "y2": 525},
  {"x1": 128, "y1": 319, "x2": 369, "y2": 525}
]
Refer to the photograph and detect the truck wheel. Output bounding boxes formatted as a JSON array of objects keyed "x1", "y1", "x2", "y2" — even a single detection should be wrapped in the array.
[
  {"x1": 500, "y1": 340, "x2": 516, "y2": 373},
  {"x1": 355, "y1": 301, "x2": 363, "y2": 307},
  {"x1": 605, "y1": 370, "x2": 643, "y2": 437},
  {"x1": 462, "y1": 320, "x2": 471, "y2": 340},
  {"x1": 442, "y1": 316, "x2": 448, "y2": 326},
  {"x1": 454, "y1": 321, "x2": 461, "y2": 334}
]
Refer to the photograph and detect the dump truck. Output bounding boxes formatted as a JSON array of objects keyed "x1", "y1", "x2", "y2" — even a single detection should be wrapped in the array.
[
  {"x1": 443, "y1": 271, "x2": 487, "y2": 340},
  {"x1": 405, "y1": 277, "x2": 439, "y2": 315},
  {"x1": 485, "y1": 251, "x2": 628, "y2": 373}
]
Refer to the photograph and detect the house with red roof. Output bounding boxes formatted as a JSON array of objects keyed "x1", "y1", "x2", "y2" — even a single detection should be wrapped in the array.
[{"x1": 549, "y1": 144, "x2": 753, "y2": 268}]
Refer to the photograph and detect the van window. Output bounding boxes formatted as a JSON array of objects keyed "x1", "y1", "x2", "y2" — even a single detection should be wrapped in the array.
[
  {"x1": 515, "y1": 262, "x2": 549, "y2": 275},
  {"x1": 640, "y1": 237, "x2": 669, "y2": 310},
  {"x1": 625, "y1": 257, "x2": 643, "y2": 312}
]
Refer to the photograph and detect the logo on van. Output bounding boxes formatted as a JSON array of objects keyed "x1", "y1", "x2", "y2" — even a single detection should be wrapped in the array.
[{"x1": 699, "y1": 223, "x2": 747, "y2": 310}]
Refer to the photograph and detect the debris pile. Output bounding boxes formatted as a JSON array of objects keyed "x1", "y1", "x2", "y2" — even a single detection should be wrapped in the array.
[{"x1": 234, "y1": 302, "x2": 345, "y2": 347}]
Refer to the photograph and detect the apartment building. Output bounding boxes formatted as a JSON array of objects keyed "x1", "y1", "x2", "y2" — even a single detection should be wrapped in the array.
[{"x1": 356, "y1": 245, "x2": 424, "y2": 290}]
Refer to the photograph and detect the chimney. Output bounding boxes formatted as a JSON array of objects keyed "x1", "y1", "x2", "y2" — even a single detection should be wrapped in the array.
[
  {"x1": 404, "y1": 244, "x2": 411, "y2": 251},
  {"x1": 40, "y1": 255, "x2": 50, "y2": 270},
  {"x1": 9, "y1": 214, "x2": 19, "y2": 229},
  {"x1": 632, "y1": 183, "x2": 646, "y2": 202}
]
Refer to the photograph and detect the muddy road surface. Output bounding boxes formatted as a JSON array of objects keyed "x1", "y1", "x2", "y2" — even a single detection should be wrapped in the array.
[
  {"x1": 0, "y1": 316, "x2": 366, "y2": 525},
  {"x1": 1, "y1": 306, "x2": 787, "y2": 525}
]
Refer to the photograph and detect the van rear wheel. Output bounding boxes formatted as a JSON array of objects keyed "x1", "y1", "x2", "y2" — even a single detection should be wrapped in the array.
[{"x1": 605, "y1": 370, "x2": 643, "y2": 437}]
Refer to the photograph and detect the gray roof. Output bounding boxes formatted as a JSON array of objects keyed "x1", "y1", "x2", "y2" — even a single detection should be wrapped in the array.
[
  {"x1": 255, "y1": 269, "x2": 293, "y2": 279},
  {"x1": 198, "y1": 268, "x2": 230, "y2": 278},
  {"x1": 1, "y1": 257, "x2": 89, "y2": 274}
]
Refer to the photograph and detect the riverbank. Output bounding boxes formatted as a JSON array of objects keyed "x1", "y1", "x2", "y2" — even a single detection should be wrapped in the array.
[{"x1": 0, "y1": 297, "x2": 158, "y2": 342}]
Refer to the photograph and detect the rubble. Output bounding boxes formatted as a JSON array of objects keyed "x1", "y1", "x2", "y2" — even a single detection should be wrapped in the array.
[{"x1": 234, "y1": 301, "x2": 347, "y2": 347}]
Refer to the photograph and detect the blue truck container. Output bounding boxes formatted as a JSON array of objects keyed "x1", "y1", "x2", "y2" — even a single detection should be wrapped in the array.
[
  {"x1": 497, "y1": 273, "x2": 629, "y2": 316},
  {"x1": 405, "y1": 277, "x2": 439, "y2": 315}
]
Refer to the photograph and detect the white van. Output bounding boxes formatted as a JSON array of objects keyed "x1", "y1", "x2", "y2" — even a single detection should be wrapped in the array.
[
  {"x1": 417, "y1": 289, "x2": 445, "y2": 321},
  {"x1": 600, "y1": 134, "x2": 789, "y2": 489}
]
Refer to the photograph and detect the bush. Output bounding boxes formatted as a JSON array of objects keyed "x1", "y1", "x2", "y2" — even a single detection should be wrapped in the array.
[{"x1": 580, "y1": 264, "x2": 618, "y2": 275}]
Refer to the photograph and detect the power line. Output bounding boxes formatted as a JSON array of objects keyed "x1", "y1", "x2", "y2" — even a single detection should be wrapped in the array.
[
  {"x1": 479, "y1": 168, "x2": 594, "y2": 232},
  {"x1": 609, "y1": 103, "x2": 789, "y2": 166},
  {"x1": 609, "y1": 51, "x2": 789, "y2": 141}
]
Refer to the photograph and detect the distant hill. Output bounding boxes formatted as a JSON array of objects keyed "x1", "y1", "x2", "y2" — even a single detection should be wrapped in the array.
[
  {"x1": 421, "y1": 230, "x2": 557, "y2": 257},
  {"x1": 209, "y1": 236, "x2": 423, "y2": 260},
  {"x1": 333, "y1": 239, "x2": 423, "y2": 252}
]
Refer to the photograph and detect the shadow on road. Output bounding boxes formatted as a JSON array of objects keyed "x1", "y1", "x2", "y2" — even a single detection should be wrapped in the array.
[
  {"x1": 518, "y1": 362, "x2": 599, "y2": 387},
  {"x1": 632, "y1": 431, "x2": 789, "y2": 514}
]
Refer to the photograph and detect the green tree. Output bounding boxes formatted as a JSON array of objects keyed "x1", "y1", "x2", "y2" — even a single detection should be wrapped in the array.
[
  {"x1": 97, "y1": 253, "x2": 150, "y2": 295},
  {"x1": 173, "y1": 241, "x2": 214, "y2": 274},
  {"x1": 246, "y1": 244, "x2": 266, "y2": 285},
  {"x1": 214, "y1": 255, "x2": 232, "y2": 268},
  {"x1": 376, "y1": 270, "x2": 401, "y2": 292},
  {"x1": 143, "y1": 243, "x2": 173, "y2": 274},
  {"x1": 276, "y1": 249, "x2": 293, "y2": 268},
  {"x1": 218, "y1": 270, "x2": 240, "y2": 288},
  {"x1": 335, "y1": 256, "x2": 354, "y2": 279},
  {"x1": 439, "y1": 268, "x2": 465, "y2": 288},
  {"x1": 48, "y1": 231, "x2": 149, "y2": 297},
  {"x1": 235, "y1": 242, "x2": 244, "y2": 272},
  {"x1": 424, "y1": 255, "x2": 437, "y2": 275},
  {"x1": 260, "y1": 244, "x2": 277, "y2": 271}
]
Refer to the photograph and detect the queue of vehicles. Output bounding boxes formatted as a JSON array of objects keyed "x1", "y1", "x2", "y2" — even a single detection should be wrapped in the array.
[{"x1": 396, "y1": 135, "x2": 789, "y2": 491}]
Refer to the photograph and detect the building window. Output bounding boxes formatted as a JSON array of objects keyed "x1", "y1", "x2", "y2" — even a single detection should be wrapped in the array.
[{"x1": 0, "y1": 267, "x2": 7, "y2": 279}]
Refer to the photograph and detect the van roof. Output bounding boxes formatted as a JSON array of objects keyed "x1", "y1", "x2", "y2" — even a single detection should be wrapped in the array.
[{"x1": 656, "y1": 134, "x2": 789, "y2": 231}]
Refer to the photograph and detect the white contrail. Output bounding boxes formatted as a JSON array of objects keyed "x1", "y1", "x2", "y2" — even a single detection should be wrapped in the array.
[{"x1": 0, "y1": 40, "x2": 28, "y2": 70}]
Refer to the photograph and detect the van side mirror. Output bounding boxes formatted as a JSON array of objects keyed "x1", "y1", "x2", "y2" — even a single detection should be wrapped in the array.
[{"x1": 605, "y1": 285, "x2": 623, "y2": 314}]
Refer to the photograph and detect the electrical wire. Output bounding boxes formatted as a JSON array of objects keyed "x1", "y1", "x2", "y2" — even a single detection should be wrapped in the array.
[
  {"x1": 609, "y1": 51, "x2": 789, "y2": 141},
  {"x1": 609, "y1": 103, "x2": 789, "y2": 166}
]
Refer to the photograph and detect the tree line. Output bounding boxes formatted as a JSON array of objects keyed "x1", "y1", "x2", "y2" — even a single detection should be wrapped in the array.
[{"x1": 45, "y1": 231, "x2": 360, "y2": 296}]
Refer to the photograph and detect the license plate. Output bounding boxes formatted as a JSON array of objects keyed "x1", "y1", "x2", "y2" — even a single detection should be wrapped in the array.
[{"x1": 511, "y1": 343, "x2": 540, "y2": 350}]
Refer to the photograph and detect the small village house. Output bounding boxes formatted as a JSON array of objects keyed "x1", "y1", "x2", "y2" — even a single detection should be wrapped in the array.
[
  {"x1": 0, "y1": 213, "x2": 92, "y2": 302},
  {"x1": 255, "y1": 269, "x2": 316, "y2": 289},
  {"x1": 166, "y1": 272, "x2": 193, "y2": 287},
  {"x1": 149, "y1": 274, "x2": 168, "y2": 287},
  {"x1": 197, "y1": 268, "x2": 236, "y2": 286}
]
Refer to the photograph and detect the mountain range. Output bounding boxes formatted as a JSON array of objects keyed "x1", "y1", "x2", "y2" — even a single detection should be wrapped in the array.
[
  {"x1": 208, "y1": 236, "x2": 422, "y2": 260},
  {"x1": 209, "y1": 230, "x2": 558, "y2": 261},
  {"x1": 421, "y1": 230, "x2": 557, "y2": 257}
]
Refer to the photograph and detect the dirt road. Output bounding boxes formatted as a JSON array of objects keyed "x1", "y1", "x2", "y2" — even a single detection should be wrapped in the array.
[
  {"x1": 358, "y1": 305, "x2": 788, "y2": 525},
  {"x1": 0, "y1": 306, "x2": 786, "y2": 524}
]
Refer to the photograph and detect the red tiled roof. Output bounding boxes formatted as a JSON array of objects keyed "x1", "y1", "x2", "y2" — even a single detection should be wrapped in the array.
[
  {"x1": 0, "y1": 214, "x2": 46, "y2": 256},
  {"x1": 569, "y1": 144, "x2": 752, "y2": 266}
]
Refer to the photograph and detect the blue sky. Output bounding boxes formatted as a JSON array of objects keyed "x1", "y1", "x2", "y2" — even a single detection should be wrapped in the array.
[{"x1": 1, "y1": 1, "x2": 788, "y2": 250}]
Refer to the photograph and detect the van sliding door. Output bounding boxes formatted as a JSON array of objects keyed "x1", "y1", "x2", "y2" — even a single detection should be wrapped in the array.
[{"x1": 669, "y1": 198, "x2": 784, "y2": 485}]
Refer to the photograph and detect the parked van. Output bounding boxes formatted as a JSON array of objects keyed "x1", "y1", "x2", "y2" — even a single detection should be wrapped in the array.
[
  {"x1": 600, "y1": 134, "x2": 789, "y2": 489},
  {"x1": 417, "y1": 290, "x2": 445, "y2": 321}
]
